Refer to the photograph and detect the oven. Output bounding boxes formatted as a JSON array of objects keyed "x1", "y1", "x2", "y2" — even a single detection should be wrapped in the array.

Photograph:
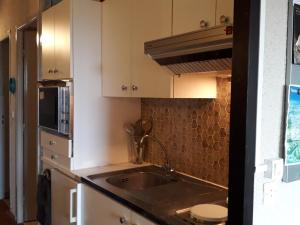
[{"x1": 38, "y1": 82, "x2": 73, "y2": 137}]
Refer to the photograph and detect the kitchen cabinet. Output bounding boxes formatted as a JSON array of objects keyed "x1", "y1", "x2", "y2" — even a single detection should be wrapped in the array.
[
  {"x1": 102, "y1": 0, "x2": 132, "y2": 97},
  {"x1": 131, "y1": 211, "x2": 157, "y2": 225},
  {"x1": 52, "y1": 169, "x2": 80, "y2": 225},
  {"x1": 173, "y1": 0, "x2": 217, "y2": 35},
  {"x1": 81, "y1": 184, "x2": 157, "y2": 225},
  {"x1": 102, "y1": 0, "x2": 173, "y2": 98},
  {"x1": 172, "y1": 0, "x2": 234, "y2": 35},
  {"x1": 41, "y1": 0, "x2": 71, "y2": 80},
  {"x1": 216, "y1": 0, "x2": 234, "y2": 26}
]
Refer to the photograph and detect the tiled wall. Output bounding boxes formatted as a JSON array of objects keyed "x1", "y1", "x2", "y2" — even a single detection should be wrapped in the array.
[{"x1": 141, "y1": 78, "x2": 231, "y2": 186}]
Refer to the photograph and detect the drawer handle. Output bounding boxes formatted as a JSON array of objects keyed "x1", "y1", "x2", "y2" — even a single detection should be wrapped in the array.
[
  {"x1": 49, "y1": 140, "x2": 56, "y2": 145},
  {"x1": 119, "y1": 217, "x2": 128, "y2": 224},
  {"x1": 51, "y1": 155, "x2": 58, "y2": 160},
  {"x1": 70, "y1": 188, "x2": 77, "y2": 223}
]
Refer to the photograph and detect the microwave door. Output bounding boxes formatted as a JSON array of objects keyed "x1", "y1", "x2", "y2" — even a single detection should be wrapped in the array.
[{"x1": 39, "y1": 87, "x2": 59, "y2": 132}]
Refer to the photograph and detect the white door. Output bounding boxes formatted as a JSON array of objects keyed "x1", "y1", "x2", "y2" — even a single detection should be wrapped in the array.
[
  {"x1": 173, "y1": 0, "x2": 217, "y2": 35},
  {"x1": 131, "y1": 211, "x2": 157, "y2": 225},
  {"x1": 52, "y1": 170, "x2": 78, "y2": 225},
  {"x1": 102, "y1": 0, "x2": 132, "y2": 97},
  {"x1": 81, "y1": 184, "x2": 131, "y2": 225},
  {"x1": 41, "y1": 7, "x2": 55, "y2": 80},
  {"x1": 0, "y1": 96, "x2": 5, "y2": 199},
  {"x1": 53, "y1": 0, "x2": 71, "y2": 79},
  {"x1": 216, "y1": 0, "x2": 234, "y2": 25},
  {"x1": 131, "y1": 0, "x2": 174, "y2": 98}
]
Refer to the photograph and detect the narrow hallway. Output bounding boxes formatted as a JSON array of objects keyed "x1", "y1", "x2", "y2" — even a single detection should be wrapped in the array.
[{"x1": 0, "y1": 200, "x2": 17, "y2": 225}]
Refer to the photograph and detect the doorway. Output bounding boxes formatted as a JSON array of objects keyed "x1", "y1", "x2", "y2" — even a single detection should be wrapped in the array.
[
  {"x1": 0, "y1": 38, "x2": 10, "y2": 206},
  {"x1": 16, "y1": 20, "x2": 39, "y2": 223}
]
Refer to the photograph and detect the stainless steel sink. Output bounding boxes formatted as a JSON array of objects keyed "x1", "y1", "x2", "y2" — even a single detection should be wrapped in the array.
[{"x1": 106, "y1": 171, "x2": 177, "y2": 191}]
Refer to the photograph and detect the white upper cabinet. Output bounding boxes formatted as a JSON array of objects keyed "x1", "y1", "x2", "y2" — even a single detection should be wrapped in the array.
[
  {"x1": 53, "y1": 0, "x2": 71, "y2": 79},
  {"x1": 102, "y1": 0, "x2": 132, "y2": 97},
  {"x1": 216, "y1": 0, "x2": 234, "y2": 26},
  {"x1": 41, "y1": 8, "x2": 55, "y2": 79},
  {"x1": 131, "y1": 0, "x2": 173, "y2": 98},
  {"x1": 173, "y1": 0, "x2": 217, "y2": 35},
  {"x1": 41, "y1": 0, "x2": 71, "y2": 80},
  {"x1": 173, "y1": 0, "x2": 234, "y2": 35},
  {"x1": 102, "y1": 0, "x2": 173, "y2": 98}
]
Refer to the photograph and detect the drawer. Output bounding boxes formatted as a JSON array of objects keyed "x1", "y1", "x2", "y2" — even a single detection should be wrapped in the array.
[
  {"x1": 41, "y1": 130, "x2": 72, "y2": 158},
  {"x1": 43, "y1": 149, "x2": 72, "y2": 170}
]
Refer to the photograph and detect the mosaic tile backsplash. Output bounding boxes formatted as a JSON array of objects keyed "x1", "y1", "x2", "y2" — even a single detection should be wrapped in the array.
[{"x1": 141, "y1": 78, "x2": 231, "y2": 186}]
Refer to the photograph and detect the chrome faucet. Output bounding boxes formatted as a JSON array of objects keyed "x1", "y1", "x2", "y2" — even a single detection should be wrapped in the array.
[{"x1": 138, "y1": 134, "x2": 173, "y2": 172}]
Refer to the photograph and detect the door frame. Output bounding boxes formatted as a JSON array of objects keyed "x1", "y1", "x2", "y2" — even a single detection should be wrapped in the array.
[
  {"x1": 0, "y1": 37, "x2": 10, "y2": 202},
  {"x1": 228, "y1": 0, "x2": 260, "y2": 224},
  {"x1": 15, "y1": 16, "x2": 40, "y2": 223}
]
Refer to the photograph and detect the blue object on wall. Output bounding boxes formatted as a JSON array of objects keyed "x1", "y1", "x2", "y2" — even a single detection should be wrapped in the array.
[{"x1": 9, "y1": 78, "x2": 16, "y2": 94}]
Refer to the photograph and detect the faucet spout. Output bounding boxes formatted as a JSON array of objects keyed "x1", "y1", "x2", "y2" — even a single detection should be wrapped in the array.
[{"x1": 138, "y1": 135, "x2": 172, "y2": 172}]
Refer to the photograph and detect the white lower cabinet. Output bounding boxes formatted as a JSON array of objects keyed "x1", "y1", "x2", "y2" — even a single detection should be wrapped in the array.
[
  {"x1": 52, "y1": 169, "x2": 80, "y2": 225},
  {"x1": 131, "y1": 211, "x2": 157, "y2": 225},
  {"x1": 81, "y1": 184, "x2": 156, "y2": 225}
]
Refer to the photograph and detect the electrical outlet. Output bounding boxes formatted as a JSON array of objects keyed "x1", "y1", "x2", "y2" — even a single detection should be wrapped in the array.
[{"x1": 263, "y1": 181, "x2": 278, "y2": 205}]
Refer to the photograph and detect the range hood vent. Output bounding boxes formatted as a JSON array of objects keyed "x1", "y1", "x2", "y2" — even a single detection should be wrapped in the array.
[{"x1": 144, "y1": 25, "x2": 233, "y2": 75}]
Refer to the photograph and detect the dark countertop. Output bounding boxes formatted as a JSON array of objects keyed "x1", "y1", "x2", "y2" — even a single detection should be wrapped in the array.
[{"x1": 81, "y1": 165, "x2": 228, "y2": 225}]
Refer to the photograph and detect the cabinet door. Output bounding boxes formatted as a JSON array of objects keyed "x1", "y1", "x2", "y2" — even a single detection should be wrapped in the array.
[
  {"x1": 131, "y1": 211, "x2": 157, "y2": 225},
  {"x1": 131, "y1": 0, "x2": 173, "y2": 98},
  {"x1": 102, "y1": 0, "x2": 132, "y2": 97},
  {"x1": 81, "y1": 184, "x2": 131, "y2": 225},
  {"x1": 53, "y1": 0, "x2": 71, "y2": 79},
  {"x1": 41, "y1": 7, "x2": 55, "y2": 80},
  {"x1": 216, "y1": 0, "x2": 234, "y2": 25},
  {"x1": 52, "y1": 170, "x2": 78, "y2": 225},
  {"x1": 173, "y1": 0, "x2": 217, "y2": 35}
]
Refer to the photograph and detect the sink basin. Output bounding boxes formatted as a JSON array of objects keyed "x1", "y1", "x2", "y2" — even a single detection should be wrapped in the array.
[{"x1": 106, "y1": 171, "x2": 177, "y2": 191}]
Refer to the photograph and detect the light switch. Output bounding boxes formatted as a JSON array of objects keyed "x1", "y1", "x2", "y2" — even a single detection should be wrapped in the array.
[{"x1": 264, "y1": 158, "x2": 284, "y2": 181}]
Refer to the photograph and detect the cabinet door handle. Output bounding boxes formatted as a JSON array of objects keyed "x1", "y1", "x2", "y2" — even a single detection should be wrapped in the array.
[
  {"x1": 200, "y1": 20, "x2": 208, "y2": 28},
  {"x1": 220, "y1": 15, "x2": 230, "y2": 25},
  {"x1": 70, "y1": 188, "x2": 77, "y2": 223},
  {"x1": 119, "y1": 217, "x2": 128, "y2": 224},
  {"x1": 131, "y1": 85, "x2": 138, "y2": 91},
  {"x1": 48, "y1": 69, "x2": 53, "y2": 74},
  {"x1": 121, "y1": 85, "x2": 128, "y2": 91},
  {"x1": 53, "y1": 68, "x2": 59, "y2": 73}
]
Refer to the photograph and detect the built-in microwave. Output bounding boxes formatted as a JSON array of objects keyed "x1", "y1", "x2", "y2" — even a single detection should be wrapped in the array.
[{"x1": 38, "y1": 82, "x2": 73, "y2": 137}]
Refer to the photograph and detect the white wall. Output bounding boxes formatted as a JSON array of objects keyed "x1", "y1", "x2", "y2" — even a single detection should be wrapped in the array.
[{"x1": 253, "y1": 0, "x2": 300, "y2": 224}]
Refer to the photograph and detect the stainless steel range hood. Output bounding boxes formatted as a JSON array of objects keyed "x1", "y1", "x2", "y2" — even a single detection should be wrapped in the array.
[{"x1": 144, "y1": 25, "x2": 233, "y2": 75}]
